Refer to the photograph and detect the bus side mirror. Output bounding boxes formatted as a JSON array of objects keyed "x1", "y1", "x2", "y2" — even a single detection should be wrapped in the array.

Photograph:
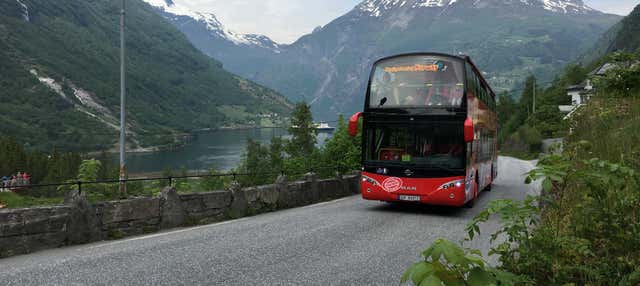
[
  {"x1": 348, "y1": 112, "x2": 363, "y2": 137},
  {"x1": 464, "y1": 117, "x2": 474, "y2": 142}
]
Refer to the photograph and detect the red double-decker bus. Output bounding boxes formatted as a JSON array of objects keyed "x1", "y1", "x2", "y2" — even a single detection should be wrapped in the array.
[{"x1": 348, "y1": 53, "x2": 498, "y2": 208}]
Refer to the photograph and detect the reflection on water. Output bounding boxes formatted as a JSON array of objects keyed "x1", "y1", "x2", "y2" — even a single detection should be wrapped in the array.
[{"x1": 121, "y1": 129, "x2": 333, "y2": 173}]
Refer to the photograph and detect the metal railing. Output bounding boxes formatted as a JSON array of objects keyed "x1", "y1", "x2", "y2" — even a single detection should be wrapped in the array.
[{"x1": 2, "y1": 165, "x2": 355, "y2": 197}]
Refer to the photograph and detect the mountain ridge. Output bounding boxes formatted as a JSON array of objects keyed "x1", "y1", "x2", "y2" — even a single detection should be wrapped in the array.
[
  {"x1": 145, "y1": 0, "x2": 620, "y2": 119},
  {"x1": 355, "y1": 0, "x2": 599, "y2": 17},
  {"x1": 579, "y1": 3, "x2": 640, "y2": 65}
]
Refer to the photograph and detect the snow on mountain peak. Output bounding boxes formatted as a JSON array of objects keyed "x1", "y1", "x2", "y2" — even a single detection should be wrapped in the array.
[
  {"x1": 143, "y1": 0, "x2": 280, "y2": 50},
  {"x1": 538, "y1": 0, "x2": 594, "y2": 14},
  {"x1": 357, "y1": 0, "x2": 456, "y2": 17},
  {"x1": 15, "y1": 0, "x2": 29, "y2": 22},
  {"x1": 357, "y1": 0, "x2": 595, "y2": 17},
  {"x1": 144, "y1": 0, "x2": 197, "y2": 18}
]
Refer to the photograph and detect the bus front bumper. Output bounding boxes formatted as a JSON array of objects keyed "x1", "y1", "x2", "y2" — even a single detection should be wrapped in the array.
[{"x1": 360, "y1": 172, "x2": 470, "y2": 207}]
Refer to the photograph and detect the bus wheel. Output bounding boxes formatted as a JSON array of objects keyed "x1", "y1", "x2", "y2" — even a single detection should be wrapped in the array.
[
  {"x1": 465, "y1": 172, "x2": 479, "y2": 208},
  {"x1": 464, "y1": 198, "x2": 475, "y2": 208},
  {"x1": 485, "y1": 168, "x2": 494, "y2": 192},
  {"x1": 485, "y1": 184, "x2": 492, "y2": 192}
]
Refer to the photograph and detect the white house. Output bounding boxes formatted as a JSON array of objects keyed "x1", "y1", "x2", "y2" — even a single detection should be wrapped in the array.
[
  {"x1": 558, "y1": 80, "x2": 595, "y2": 120},
  {"x1": 558, "y1": 63, "x2": 609, "y2": 119}
]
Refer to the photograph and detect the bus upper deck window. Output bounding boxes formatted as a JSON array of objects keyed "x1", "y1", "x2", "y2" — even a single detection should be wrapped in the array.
[{"x1": 369, "y1": 55, "x2": 465, "y2": 109}]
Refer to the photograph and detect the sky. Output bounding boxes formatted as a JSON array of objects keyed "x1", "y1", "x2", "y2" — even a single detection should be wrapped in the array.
[
  {"x1": 184, "y1": 0, "x2": 638, "y2": 44},
  {"x1": 585, "y1": 0, "x2": 638, "y2": 15}
]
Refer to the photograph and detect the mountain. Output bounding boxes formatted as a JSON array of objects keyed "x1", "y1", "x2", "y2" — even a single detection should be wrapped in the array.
[
  {"x1": 141, "y1": 0, "x2": 283, "y2": 77},
  {"x1": 146, "y1": 0, "x2": 620, "y2": 119},
  {"x1": 609, "y1": 4, "x2": 640, "y2": 53},
  {"x1": 579, "y1": 3, "x2": 640, "y2": 65},
  {"x1": 0, "y1": 0, "x2": 292, "y2": 152}
]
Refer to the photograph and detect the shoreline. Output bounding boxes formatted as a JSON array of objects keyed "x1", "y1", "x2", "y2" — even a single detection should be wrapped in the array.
[{"x1": 86, "y1": 125, "x2": 287, "y2": 157}]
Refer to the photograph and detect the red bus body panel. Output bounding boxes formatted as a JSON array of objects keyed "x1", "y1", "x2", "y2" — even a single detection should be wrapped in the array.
[{"x1": 360, "y1": 172, "x2": 477, "y2": 207}]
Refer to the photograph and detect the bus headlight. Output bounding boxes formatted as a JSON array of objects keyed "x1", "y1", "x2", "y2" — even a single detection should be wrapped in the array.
[
  {"x1": 437, "y1": 180, "x2": 465, "y2": 191},
  {"x1": 376, "y1": 168, "x2": 388, "y2": 175}
]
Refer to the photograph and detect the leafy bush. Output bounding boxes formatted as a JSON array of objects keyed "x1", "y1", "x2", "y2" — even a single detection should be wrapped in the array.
[
  {"x1": 0, "y1": 192, "x2": 64, "y2": 209},
  {"x1": 234, "y1": 103, "x2": 361, "y2": 187},
  {"x1": 405, "y1": 146, "x2": 639, "y2": 285},
  {"x1": 199, "y1": 166, "x2": 230, "y2": 192},
  {"x1": 595, "y1": 52, "x2": 640, "y2": 97},
  {"x1": 501, "y1": 124, "x2": 543, "y2": 155},
  {"x1": 462, "y1": 151, "x2": 640, "y2": 285},
  {"x1": 401, "y1": 239, "x2": 527, "y2": 286},
  {"x1": 567, "y1": 97, "x2": 640, "y2": 171}
]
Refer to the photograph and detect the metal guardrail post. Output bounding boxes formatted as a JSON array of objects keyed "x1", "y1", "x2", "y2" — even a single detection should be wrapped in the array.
[{"x1": 77, "y1": 181, "x2": 82, "y2": 194}]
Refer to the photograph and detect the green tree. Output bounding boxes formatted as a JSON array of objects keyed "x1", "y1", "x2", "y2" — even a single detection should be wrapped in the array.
[
  {"x1": 269, "y1": 136, "x2": 285, "y2": 174},
  {"x1": 199, "y1": 165, "x2": 228, "y2": 191},
  {"x1": 596, "y1": 52, "x2": 640, "y2": 97},
  {"x1": 527, "y1": 105, "x2": 565, "y2": 138},
  {"x1": 238, "y1": 138, "x2": 272, "y2": 186},
  {"x1": 287, "y1": 102, "x2": 317, "y2": 157},
  {"x1": 519, "y1": 75, "x2": 537, "y2": 117},
  {"x1": 76, "y1": 159, "x2": 101, "y2": 182},
  {"x1": 319, "y1": 115, "x2": 361, "y2": 176},
  {"x1": 497, "y1": 93, "x2": 519, "y2": 145},
  {"x1": 563, "y1": 64, "x2": 588, "y2": 86},
  {"x1": 57, "y1": 159, "x2": 113, "y2": 200}
]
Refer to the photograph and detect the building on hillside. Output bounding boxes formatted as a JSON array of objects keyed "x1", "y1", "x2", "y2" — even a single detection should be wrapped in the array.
[
  {"x1": 557, "y1": 62, "x2": 615, "y2": 120},
  {"x1": 558, "y1": 80, "x2": 595, "y2": 120},
  {"x1": 589, "y1": 62, "x2": 617, "y2": 77}
]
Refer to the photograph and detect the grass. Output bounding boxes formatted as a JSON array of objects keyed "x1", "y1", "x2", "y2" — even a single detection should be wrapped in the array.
[
  {"x1": 517, "y1": 94, "x2": 640, "y2": 285},
  {"x1": 568, "y1": 96, "x2": 640, "y2": 171},
  {"x1": 0, "y1": 192, "x2": 64, "y2": 209},
  {"x1": 0, "y1": 178, "x2": 222, "y2": 209}
]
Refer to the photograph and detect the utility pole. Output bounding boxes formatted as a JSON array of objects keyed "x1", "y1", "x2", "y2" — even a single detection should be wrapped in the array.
[
  {"x1": 119, "y1": 0, "x2": 127, "y2": 197},
  {"x1": 532, "y1": 77, "x2": 536, "y2": 114}
]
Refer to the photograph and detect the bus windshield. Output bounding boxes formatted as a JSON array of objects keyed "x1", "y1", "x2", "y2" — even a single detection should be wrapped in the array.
[
  {"x1": 364, "y1": 122, "x2": 465, "y2": 169},
  {"x1": 369, "y1": 55, "x2": 465, "y2": 108}
]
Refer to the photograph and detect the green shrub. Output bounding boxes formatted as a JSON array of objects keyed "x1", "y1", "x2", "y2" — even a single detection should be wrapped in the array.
[
  {"x1": 595, "y1": 52, "x2": 640, "y2": 97},
  {"x1": 502, "y1": 124, "x2": 543, "y2": 155},
  {"x1": 401, "y1": 239, "x2": 527, "y2": 286},
  {"x1": 0, "y1": 192, "x2": 63, "y2": 209}
]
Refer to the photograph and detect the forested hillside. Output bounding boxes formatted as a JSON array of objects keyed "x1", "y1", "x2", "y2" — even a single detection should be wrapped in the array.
[
  {"x1": 0, "y1": 0, "x2": 292, "y2": 151},
  {"x1": 498, "y1": 2, "x2": 640, "y2": 156},
  {"x1": 580, "y1": 4, "x2": 640, "y2": 64}
]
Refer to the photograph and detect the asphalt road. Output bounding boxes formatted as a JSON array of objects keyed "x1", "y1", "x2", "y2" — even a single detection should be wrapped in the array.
[{"x1": 0, "y1": 157, "x2": 539, "y2": 286}]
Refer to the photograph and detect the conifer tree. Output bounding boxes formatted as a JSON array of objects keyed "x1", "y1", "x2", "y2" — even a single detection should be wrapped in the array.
[{"x1": 287, "y1": 103, "x2": 317, "y2": 157}]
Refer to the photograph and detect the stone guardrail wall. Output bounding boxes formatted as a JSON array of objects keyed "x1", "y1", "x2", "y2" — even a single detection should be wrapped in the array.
[{"x1": 0, "y1": 173, "x2": 360, "y2": 258}]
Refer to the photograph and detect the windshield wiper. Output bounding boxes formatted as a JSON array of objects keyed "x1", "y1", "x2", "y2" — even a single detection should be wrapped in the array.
[{"x1": 378, "y1": 97, "x2": 388, "y2": 107}]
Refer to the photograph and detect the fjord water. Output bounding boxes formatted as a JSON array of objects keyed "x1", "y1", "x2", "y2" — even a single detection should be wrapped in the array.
[{"x1": 122, "y1": 129, "x2": 333, "y2": 174}]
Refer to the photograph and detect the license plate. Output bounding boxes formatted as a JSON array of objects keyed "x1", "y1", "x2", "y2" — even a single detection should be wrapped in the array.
[{"x1": 398, "y1": 195, "x2": 421, "y2": 202}]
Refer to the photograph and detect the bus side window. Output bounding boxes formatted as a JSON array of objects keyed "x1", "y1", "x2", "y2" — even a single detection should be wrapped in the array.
[{"x1": 466, "y1": 64, "x2": 474, "y2": 97}]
